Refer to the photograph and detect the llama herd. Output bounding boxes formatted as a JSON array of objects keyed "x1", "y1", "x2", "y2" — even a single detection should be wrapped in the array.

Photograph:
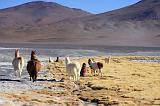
[{"x1": 12, "y1": 49, "x2": 109, "y2": 83}]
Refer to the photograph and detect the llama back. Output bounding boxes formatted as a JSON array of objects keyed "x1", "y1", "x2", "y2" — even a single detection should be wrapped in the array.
[
  {"x1": 27, "y1": 60, "x2": 41, "y2": 72},
  {"x1": 73, "y1": 62, "x2": 81, "y2": 70},
  {"x1": 66, "y1": 63, "x2": 78, "y2": 76},
  {"x1": 97, "y1": 62, "x2": 103, "y2": 69},
  {"x1": 90, "y1": 62, "x2": 98, "y2": 69},
  {"x1": 27, "y1": 61, "x2": 34, "y2": 73},
  {"x1": 35, "y1": 61, "x2": 41, "y2": 72},
  {"x1": 19, "y1": 57, "x2": 25, "y2": 69},
  {"x1": 12, "y1": 58, "x2": 22, "y2": 69}
]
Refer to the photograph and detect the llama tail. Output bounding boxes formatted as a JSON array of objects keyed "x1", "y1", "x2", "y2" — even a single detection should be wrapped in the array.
[{"x1": 18, "y1": 62, "x2": 23, "y2": 78}]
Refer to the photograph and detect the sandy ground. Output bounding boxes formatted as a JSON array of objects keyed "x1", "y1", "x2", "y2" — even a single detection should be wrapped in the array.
[
  {"x1": 0, "y1": 56, "x2": 160, "y2": 106},
  {"x1": 0, "y1": 65, "x2": 82, "y2": 106},
  {"x1": 76, "y1": 56, "x2": 160, "y2": 106}
]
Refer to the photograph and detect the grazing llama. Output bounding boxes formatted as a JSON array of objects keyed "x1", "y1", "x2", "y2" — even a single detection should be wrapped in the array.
[
  {"x1": 12, "y1": 49, "x2": 24, "y2": 77},
  {"x1": 80, "y1": 63, "x2": 87, "y2": 77},
  {"x1": 88, "y1": 59, "x2": 103, "y2": 76},
  {"x1": 55, "y1": 57, "x2": 59, "y2": 62},
  {"x1": 49, "y1": 57, "x2": 53, "y2": 63},
  {"x1": 65, "y1": 57, "x2": 81, "y2": 82},
  {"x1": 27, "y1": 50, "x2": 41, "y2": 82},
  {"x1": 105, "y1": 56, "x2": 111, "y2": 63}
]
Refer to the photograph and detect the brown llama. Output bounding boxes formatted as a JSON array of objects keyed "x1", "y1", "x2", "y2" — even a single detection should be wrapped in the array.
[{"x1": 27, "y1": 50, "x2": 41, "y2": 82}]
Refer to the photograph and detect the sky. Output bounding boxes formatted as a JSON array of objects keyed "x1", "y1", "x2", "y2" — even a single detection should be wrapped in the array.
[{"x1": 0, "y1": 0, "x2": 140, "y2": 14}]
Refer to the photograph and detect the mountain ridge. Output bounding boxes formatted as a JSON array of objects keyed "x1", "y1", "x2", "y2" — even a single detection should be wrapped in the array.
[{"x1": 0, "y1": 0, "x2": 160, "y2": 47}]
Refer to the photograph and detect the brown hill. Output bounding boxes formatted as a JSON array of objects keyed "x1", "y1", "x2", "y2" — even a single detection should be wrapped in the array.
[
  {"x1": 0, "y1": 1, "x2": 91, "y2": 42},
  {"x1": 0, "y1": 0, "x2": 160, "y2": 47},
  {"x1": 0, "y1": 1, "x2": 91, "y2": 26}
]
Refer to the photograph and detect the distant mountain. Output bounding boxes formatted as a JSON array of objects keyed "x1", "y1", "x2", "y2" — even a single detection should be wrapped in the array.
[
  {"x1": 0, "y1": 0, "x2": 160, "y2": 47},
  {"x1": 0, "y1": 1, "x2": 91, "y2": 27},
  {"x1": 0, "y1": 1, "x2": 91, "y2": 42},
  {"x1": 97, "y1": 0, "x2": 160, "y2": 21}
]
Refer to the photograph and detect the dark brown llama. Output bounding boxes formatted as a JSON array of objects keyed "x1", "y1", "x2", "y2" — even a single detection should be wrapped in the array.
[{"x1": 27, "y1": 50, "x2": 41, "y2": 82}]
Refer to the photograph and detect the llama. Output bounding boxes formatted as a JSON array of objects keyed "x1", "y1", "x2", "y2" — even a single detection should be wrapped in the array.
[
  {"x1": 12, "y1": 49, "x2": 24, "y2": 77},
  {"x1": 49, "y1": 57, "x2": 53, "y2": 63},
  {"x1": 65, "y1": 57, "x2": 81, "y2": 82},
  {"x1": 55, "y1": 57, "x2": 59, "y2": 62},
  {"x1": 80, "y1": 63, "x2": 87, "y2": 77},
  {"x1": 105, "y1": 56, "x2": 111, "y2": 63},
  {"x1": 27, "y1": 50, "x2": 41, "y2": 82},
  {"x1": 88, "y1": 59, "x2": 103, "y2": 76}
]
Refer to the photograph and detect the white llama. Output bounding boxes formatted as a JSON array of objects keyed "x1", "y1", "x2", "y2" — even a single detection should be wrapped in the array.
[
  {"x1": 65, "y1": 57, "x2": 81, "y2": 82},
  {"x1": 12, "y1": 49, "x2": 24, "y2": 77}
]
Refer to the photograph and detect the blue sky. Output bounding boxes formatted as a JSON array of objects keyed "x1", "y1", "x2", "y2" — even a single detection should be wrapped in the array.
[{"x1": 0, "y1": 0, "x2": 140, "y2": 14}]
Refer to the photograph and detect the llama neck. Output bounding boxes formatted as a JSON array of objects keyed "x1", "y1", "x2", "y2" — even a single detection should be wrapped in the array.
[
  {"x1": 90, "y1": 60, "x2": 94, "y2": 63},
  {"x1": 65, "y1": 58, "x2": 71, "y2": 66},
  {"x1": 88, "y1": 59, "x2": 93, "y2": 65},
  {"x1": 15, "y1": 52, "x2": 20, "y2": 58},
  {"x1": 31, "y1": 55, "x2": 36, "y2": 60}
]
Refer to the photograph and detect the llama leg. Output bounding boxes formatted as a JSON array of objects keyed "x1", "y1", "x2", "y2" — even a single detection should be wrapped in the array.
[
  {"x1": 90, "y1": 70, "x2": 93, "y2": 76},
  {"x1": 73, "y1": 75, "x2": 75, "y2": 82},
  {"x1": 33, "y1": 75, "x2": 36, "y2": 82},
  {"x1": 100, "y1": 69, "x2": 102, "y2": 77},
  {"x1": 19, "y1": 70, "x2": 22, "y2": 78},
  {"x1": 75, "y1": 73, "x2": 78, "y2": 82},
  {"x1": 19, "y1": 72, "x2": 21, "y2": 78},
  {"x1": 17, "y1": 64, "x2": 21, "y2": 77},
  {"x1": 33, "y1": 74, "x2": 37, "y2": 82},
  {"x1": 31, "y1": 74, "x2": 35, "y2": 82},
  {"x1": 69, "y1": 76, "x2": 72, "y2": 81},
  {"x1": 77, "y1": 72, "x2": 80, "y2": 81},
  {"x1": 14, "y1": 68, "x2": 17, "y2": 76},
  {"x1": 94, "y1": 69, "x2": 96, "y2": 76},
  {"x1": 14, "y1": 69, "x2": 17, "y2": 76},
  {"x1": 92, "y1": 69, "x2": 94, "y2": 76},
  {"x1": 35, "y1": 73, "x2": 37, "y2": 82},
  {"x1": 97, "y1": 69, "x2": 100, "y2": 76}
]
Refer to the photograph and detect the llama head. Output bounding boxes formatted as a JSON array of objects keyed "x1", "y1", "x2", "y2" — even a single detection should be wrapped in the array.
[
  {"x1": 15, "y1": 49, "x2": 19, "y2": 53},
  {"x1": 65, "y1": 56, "x2": 71, "y2": 65},
  {"x1": 88, "y1": 59, "x2": 92, "y2": 65},
  {"x1": 82, "y1": 63, "x2": 86, "y2": 67},
  {"x1": 15, "y1": 49, "x2": 20, "y2": 57},
  {"x1": 31, "y1": 50, "x2": 36, "y2": 55},
  {"x1": 31, "y1": 50, "x2": 37, "y2": 60}
]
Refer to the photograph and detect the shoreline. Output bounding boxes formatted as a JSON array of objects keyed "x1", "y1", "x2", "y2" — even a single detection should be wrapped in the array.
[{"x1": 0, "y1": 43, "x2": 160, "y2": 53}]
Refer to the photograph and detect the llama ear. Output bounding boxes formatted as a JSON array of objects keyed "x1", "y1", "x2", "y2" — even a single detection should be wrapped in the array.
[
  {"x1": 16, "y1": 48, "x2": 19, "y2": 51},
  {"x1": 65, "y1": 55, "x2": 69, "y2": 58},
  {"x1": 31, "y1": 50, "x2": 35, "y2": 54},
  {"x1": 32, "y1": 50, "x2": 36, "y2": 53}
]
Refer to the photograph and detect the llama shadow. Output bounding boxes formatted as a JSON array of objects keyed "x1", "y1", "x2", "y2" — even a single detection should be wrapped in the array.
[
  {"x1": 0, "y1": 78, "x2": 64, "y2": 83},
  {"x1": 0, "y1": 78, "x2": 21, "y2": 82},
  {"x1": 36, "y1": 78, "x2": 64, "y2": 82}
]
